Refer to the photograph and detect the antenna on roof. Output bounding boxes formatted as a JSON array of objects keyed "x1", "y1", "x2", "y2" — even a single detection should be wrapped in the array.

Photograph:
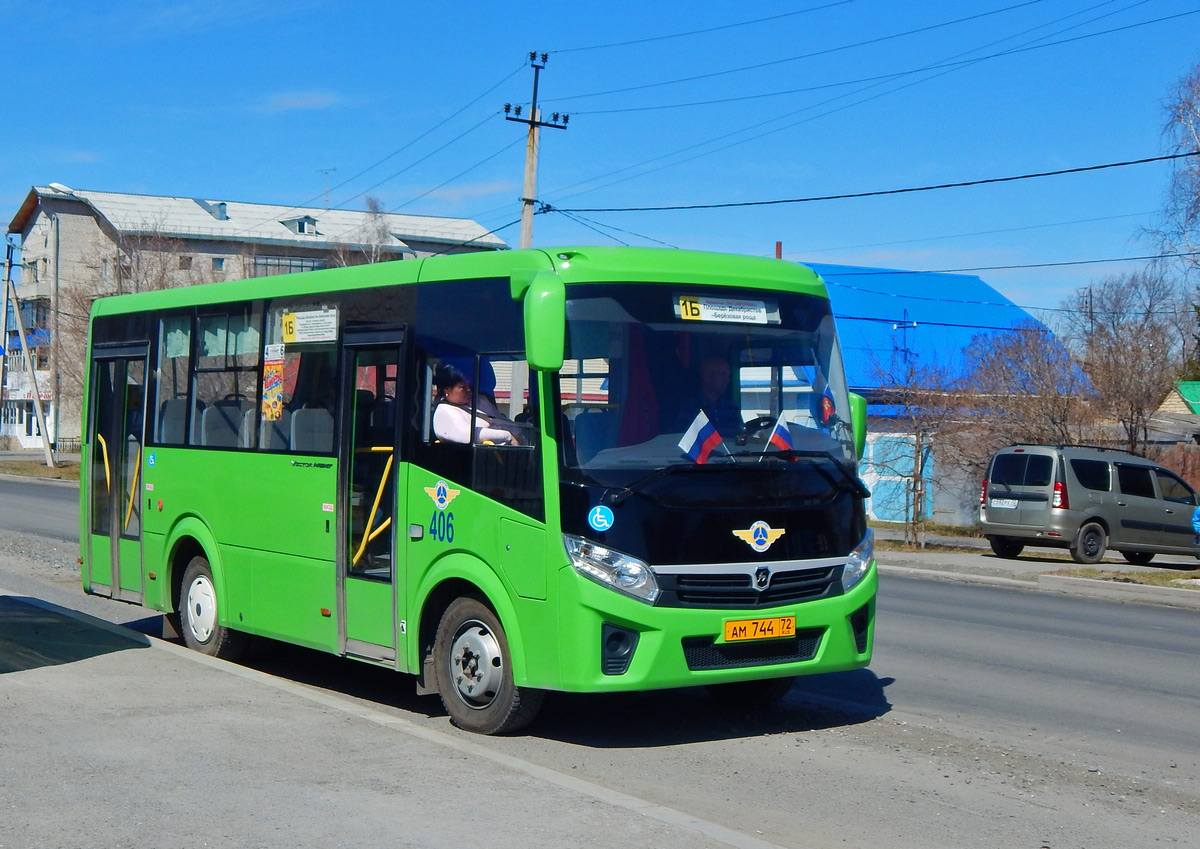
[{"x1": 317, "y1": 168, "x2": 337, "y2": 209}]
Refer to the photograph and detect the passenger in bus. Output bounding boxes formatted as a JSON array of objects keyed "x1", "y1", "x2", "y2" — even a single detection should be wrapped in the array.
[
  {"x1": 673, "y1": 355, "x2": 743, "y2": 436},
  {"x1": 433, "y1": 364, "x2": 521, "y2": 445}
]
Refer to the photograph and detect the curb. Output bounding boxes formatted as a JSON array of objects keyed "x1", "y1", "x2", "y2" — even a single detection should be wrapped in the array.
[
  {"x1": 1037, "y1": 574, "x2": 1200, "y2": 610},
  {"x1": 879, "y1": 564, "x2": 1200, "y2": 609}
]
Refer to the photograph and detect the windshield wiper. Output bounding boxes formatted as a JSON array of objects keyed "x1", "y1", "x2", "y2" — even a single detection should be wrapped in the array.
[
  {"x1": 759, "y1": 448, "x2": 871, "y2": 498},
  {"x1": 603, "y1": 462, "x2": 710, "y2": 506}
]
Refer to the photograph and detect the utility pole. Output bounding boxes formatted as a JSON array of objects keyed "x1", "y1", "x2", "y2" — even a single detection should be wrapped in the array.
[
  {"x1": 3, "y1": 242, "x2": 55, "y2": 466},
  {"x1": 504, "y1": 52, "x2": 568, "y2": 249}
]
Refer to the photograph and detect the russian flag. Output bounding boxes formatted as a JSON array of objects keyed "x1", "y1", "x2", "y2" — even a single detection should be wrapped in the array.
[
  {"x1": 767, "y1": 416, "x2": 793, "y2": 452},
  {"x1": 678, "y1": 411, "x2": 723, "y2": 464}
]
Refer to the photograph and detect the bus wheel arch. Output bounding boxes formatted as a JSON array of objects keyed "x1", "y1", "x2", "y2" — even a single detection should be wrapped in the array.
[{"x1": 431, "y1": 595, "x2": 544, "y2": 734}]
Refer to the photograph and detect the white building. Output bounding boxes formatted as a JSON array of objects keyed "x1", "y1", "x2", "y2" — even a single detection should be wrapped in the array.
[{"x1": 3, "y1": 184, "x2": 506, "y2": 450}]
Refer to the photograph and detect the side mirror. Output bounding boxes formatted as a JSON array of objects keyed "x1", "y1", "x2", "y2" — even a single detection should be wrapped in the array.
[
  {"x1": 520, "y1": 271, "x2": 565, "y2": 371},
  {"x1": 849, "y1": 392, "x2": 867, "y2": 460}
]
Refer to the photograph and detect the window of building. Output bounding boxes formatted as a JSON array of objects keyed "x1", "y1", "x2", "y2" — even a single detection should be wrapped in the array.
[
  {"x1": 212, "y1": 257, "x2": 225, "y2": 272},
  {"x1": 179, "y1": 256, "x2": 193, "y2": 271},
  {"x1": 252, "y1": 256, "x2": 327, "y2": 277}
]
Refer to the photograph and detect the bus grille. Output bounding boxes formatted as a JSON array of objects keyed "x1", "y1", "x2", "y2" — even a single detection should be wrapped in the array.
[
  {"x1": 659, "y1": 566, "x2": 842, "y2": 609},
  {"x1": 681, "y1": 630, "x2": 824, "y2": 671}
]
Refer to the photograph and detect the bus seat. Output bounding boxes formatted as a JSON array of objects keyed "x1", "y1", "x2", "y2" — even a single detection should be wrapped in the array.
[
  {"x1": 157, "y1": 397, "x2": 202, "y2": 445},
  {"x1": 573, "y1": 410, "x2": 615, "y2": 464},
  {"x1": 292, "y1": 407, "x2": 334, "y2": 453},
  {"x1": 258, "y1": 408, "x2": 292, "y2": 450},
  {"x1": 201, "y1": 401, "x2": 250, "y2": 448}
]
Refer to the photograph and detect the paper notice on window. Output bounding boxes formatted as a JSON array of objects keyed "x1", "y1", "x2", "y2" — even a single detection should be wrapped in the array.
[
  {"x1": 282, "y1": 308, "x2": 338, "y2": 343},
  {"x1": 676, "y1": 295, "x2": 772, "y2": 325}
]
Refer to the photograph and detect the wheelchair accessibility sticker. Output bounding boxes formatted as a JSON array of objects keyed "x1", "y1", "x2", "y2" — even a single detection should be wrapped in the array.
[{"x1": 588, "y1": 505, "x2": 614, "y2": 532}]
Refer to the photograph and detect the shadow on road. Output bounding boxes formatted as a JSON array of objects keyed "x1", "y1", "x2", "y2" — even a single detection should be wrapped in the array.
[
  {"x1": 0, "y1": 596, "x2": 149, "y2": 673},
  {"x1": 528, "y1": 668, "x2": 893, "y2": 747}
]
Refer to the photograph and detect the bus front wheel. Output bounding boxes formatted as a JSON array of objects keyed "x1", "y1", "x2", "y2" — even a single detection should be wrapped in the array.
[
  {"x1": 433, "y1": 597, "x2": 544, "y2": 735},
  {"x1": 179, "y1": 555, "x2": 248, "y2": 660}
]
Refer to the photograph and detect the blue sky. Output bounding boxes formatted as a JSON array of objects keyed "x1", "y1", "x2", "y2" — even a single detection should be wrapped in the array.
[{"x1": 4, "y1": 0, "x2": 1199, "y2": 318}]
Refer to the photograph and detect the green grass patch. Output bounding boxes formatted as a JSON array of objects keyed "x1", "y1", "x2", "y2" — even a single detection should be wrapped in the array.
[
  {"x1": 869, "y1": 519, "x2": 983, "y2": 539},
  {"x1": 1049, "y1": 566, "x2": 1200, "y2": 588},
  {"x1": 0, "y1": 460, "x2": 80, "y2": 481}
]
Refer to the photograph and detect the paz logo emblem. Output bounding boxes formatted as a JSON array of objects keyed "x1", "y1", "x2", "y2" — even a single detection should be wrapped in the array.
[
  {"x1": 732, "y1": 520, "x2": 786, "y2": 554},
  {"x1": 754, "y1": 566, "x2": 771, "y2": 590},
  {"x1": 423, "y1": 480, "x2": 461, "y2": 511}
]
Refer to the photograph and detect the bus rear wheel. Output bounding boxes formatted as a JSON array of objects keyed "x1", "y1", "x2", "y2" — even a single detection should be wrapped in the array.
[
  {"x1": 433, "y1": 597, "x2": 544, "y2": 735},
  {"x1": 179, "y1": 555, "x2": 248, "y2": 660}
]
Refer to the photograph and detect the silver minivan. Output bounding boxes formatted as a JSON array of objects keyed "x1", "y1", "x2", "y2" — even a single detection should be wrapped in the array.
[{"x1": 978, "y1": 444, "x2": 1198, "y2": 564}]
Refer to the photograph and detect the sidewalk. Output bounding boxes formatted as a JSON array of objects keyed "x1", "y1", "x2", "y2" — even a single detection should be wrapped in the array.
[{"x1": 0, "y1": 589, "x2": 755, "y2": 849}]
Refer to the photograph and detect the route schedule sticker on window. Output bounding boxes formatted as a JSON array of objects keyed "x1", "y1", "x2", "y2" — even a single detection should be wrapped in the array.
[
  {"x1": 676, "y1": 295, "x2": 773, "y2": 325},
  {"x1": 281, "y1": 308, "x2": 338, "y2": 343}
]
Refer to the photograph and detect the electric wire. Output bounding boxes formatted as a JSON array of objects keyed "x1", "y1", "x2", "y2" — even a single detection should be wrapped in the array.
[
  {"x1": 549, "y1": 1, "x2": 858, "y2": 54},
  {"x1": 546, "y1": 1, "x2": 1168, "y2": 201},
  {"x1": 549, "y1": 0, "x2": 1047, "y2": 103},
  {"x1": 548, "y1": 152, "x2": 1196, "y2": 213}
]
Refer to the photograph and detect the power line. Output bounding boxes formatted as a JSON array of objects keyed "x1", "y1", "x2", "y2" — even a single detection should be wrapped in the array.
[
  {"x1": 549, "y1": 0, "x2": 1046, "y2": 103},
  {"x1": 548, "y1": 152, "x2": 1197, "y2": 214},
  {"x1": 568, "y1": 0, "x2": 1152, "y2": 115},
  {"x1": 427, "y1": 218, "x2": 523, "y2": 258},
  {"x1": 543, "y1": 2, "x2": 1170, "y2": 202},
  {"x1": 549, "y1": 2, "x2": 858, "y2": 54},
  {"x1": 789, "y1": 210, "x2": 1157, "y2": 256}
]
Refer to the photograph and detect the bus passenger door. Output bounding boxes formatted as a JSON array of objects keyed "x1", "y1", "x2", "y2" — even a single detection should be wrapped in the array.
[
  {"x1": 85, "y1": 345, "x2": 149, "y2": 602},
  {"x1": 338, "y1": 330, "x2": 405, "y2": 663}
]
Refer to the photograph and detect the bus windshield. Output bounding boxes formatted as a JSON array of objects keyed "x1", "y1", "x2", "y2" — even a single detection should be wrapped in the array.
[{"x1": 559, "y1": 283, "x2": 855, "y2": 477}]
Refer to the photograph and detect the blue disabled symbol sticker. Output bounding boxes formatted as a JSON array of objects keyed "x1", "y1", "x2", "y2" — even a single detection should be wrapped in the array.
[{"x1": 588, "y1": 505, "x2": 614, "y2": 532}]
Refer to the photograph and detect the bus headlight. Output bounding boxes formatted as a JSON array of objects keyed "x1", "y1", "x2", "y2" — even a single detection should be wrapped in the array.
[
  {"x1": 564, "y1": 535, "x2": 660, "y2": 604},
  {"x1": 841, "y1": 530, "x2": 874, "y2": 592}
]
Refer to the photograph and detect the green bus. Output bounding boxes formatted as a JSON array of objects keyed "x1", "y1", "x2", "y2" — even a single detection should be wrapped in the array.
[{"x1": 81, "y1": 246, "x2": 876, "y2": 734}]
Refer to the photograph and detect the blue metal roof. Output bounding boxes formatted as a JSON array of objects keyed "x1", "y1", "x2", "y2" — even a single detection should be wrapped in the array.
[{"x1": 803, "y1": 262, "x2": 1045, "y2": 393}]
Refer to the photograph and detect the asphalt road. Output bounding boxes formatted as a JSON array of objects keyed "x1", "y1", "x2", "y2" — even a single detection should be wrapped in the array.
[
  {"x1": 1, "y1": 475, "x2": 1197, "y2": 848},
  {"x1": 0, "y1": 476, "x2": 78, "y2": 541}
]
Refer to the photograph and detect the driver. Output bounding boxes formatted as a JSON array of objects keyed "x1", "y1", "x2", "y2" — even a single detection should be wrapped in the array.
[{"x1": 674, "y1": 356, "x2": 743, "y2": 436}]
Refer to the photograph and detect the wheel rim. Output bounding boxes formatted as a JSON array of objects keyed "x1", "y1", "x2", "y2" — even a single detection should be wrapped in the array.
[
  {"x1": 447, "y1": 619, "x2": 504, "y2": 709},
  {"x1": 1084, "y1": 531, "x2": 1102, "y2": 557},
  {"x1": 185, "y1": 575, "x2": 217, "y2": 644}
]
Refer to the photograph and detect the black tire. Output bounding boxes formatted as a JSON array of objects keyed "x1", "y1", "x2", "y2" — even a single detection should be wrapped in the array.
[
  {"x1": 179, "y1": 555, "x2": 249, "y2": 660},
  {"x1": 1070, "y1": 522, "x2": 1107, "y2": 565},
  {"x1": 1121, "y1": 550, "x2": 1155, "y2": 566},
  {"x1": 707, "y1": 676, "x2": 796, "y2": 706},
  {"x1": 988, "y1": 536, "x2": 1024, "y2": 558},
  {"x1": 433, "y1": 597, "x2": 544, "y2": 735}
]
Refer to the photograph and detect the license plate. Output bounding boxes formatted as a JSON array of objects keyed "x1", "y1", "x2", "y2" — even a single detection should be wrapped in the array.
[
  {"x1": 723, "y1": 616, "x2": 796, "y2": 643},
  {"x1": 989, "y1": 498, "x2": 1018, "y2": 509}
]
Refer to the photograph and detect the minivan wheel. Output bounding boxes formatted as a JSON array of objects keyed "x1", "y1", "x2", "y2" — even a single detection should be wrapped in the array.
[
  {"x1": 988, "y1": 536, "x2": 1024, "y2": 558},
  {"x1": 1121, "y1": 550, "x2": 1155, "y2": 566},
  {"x1": 1070, "y1": 522, "x2": 1107, "y2": 564}
]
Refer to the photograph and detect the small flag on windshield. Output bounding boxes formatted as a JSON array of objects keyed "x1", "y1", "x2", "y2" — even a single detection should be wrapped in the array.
[
  {"x1": 767, "y1": 416, "x2": 793, "y2": 452},
  {"x1": 679, "y1": 411, "x2": 722, "y2": 464}
]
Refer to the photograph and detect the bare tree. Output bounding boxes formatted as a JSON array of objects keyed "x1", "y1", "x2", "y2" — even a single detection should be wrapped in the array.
[
  {"x1": 868, "y1": 347, "x2": 964, "y2": 548},
  {"x1": 958, "y1": 319, "x2": 1095, "y2": 454},
  {"x1": 330, "y1": 196, "x2": 396, "y2": 267},
  {"x1": 1160, "y1": 63, "x2": 1200, "y2": 279},
  {"x1": 1058, "y1": 271, "x2": 1184, "y2": 455}
]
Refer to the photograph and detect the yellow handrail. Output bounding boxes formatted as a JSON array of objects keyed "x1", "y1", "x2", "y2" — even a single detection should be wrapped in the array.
[
  {"x1": 352, "y1": 450, "x2": 394, "y2": 567},
  {"x1": 95, "y1": 433, "x2": 111, "y2": 491},
  {"x1": 123, "y1": 447, "x2": 142, "y2": 531}
]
